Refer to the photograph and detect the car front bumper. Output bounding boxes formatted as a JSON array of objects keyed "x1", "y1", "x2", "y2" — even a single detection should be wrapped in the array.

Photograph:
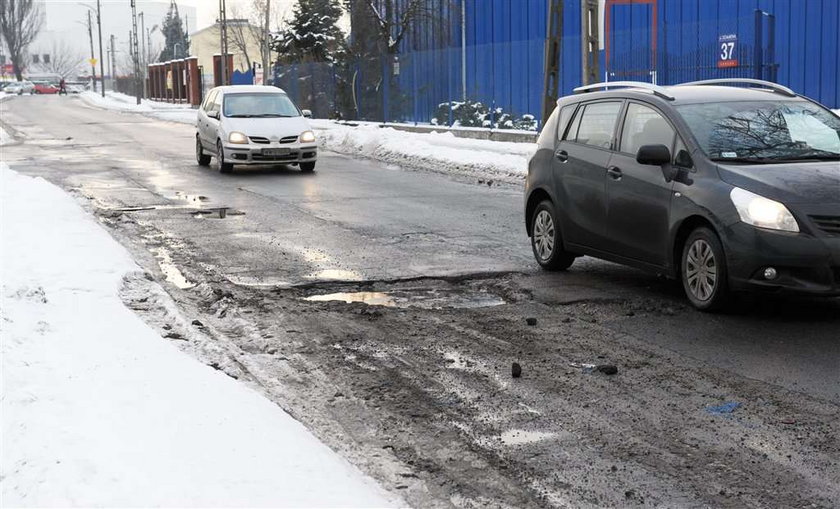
[
  {"x1": 723, "y1": 223, "x2": 840, "y2": 296},
  {"x1": 221, "y1": 142, "x2": 318, "y2": 165}
]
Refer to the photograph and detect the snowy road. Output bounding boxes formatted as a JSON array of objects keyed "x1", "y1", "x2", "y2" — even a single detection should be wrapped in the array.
[{"x1": 2, "y1": 95, "x2": 839, "y2": 507}]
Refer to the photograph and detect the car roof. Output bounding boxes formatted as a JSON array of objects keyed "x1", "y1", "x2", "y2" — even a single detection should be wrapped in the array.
[
  {"x1": 563, "y1": 85, "x2": 809, "y2": 106},
  {"x1": 214, "y1": 85, "x2": 286, "y2": 95}
]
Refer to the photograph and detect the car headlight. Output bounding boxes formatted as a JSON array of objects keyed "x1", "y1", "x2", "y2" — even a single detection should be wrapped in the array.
[
  {"x1": 228, "y1": 131, "x2": 248, "y2": 144},
  {"x1": 299, "y1": 130, "x2": 316, "y2": 143},
  {"x1": 730, "y1": 187, "x2": 799, "y2": 233}
]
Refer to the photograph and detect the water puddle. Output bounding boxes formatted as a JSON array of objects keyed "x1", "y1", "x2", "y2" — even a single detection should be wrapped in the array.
[
  {"x1": 307, "y1": 269, "x2": 365, "y2": 281},
  {"x1": 304, "y1": 288, "x2": 505, "y2": 310},
  {"x1": 499, "y1": 430, "x2": 557, "y2": 446},
  {"x1": 173, "y1": 191, "x2": 209, "y2": 204},
  {"x1": 149, "y1": 246, "x2": 195, "y2": 289}
]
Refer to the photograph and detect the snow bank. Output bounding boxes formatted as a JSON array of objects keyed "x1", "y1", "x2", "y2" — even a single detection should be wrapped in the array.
[
  {"x1": 0, "y1": 164, "x2": 398, "y2": 507},
  {"x1": 312, "y1": 120, "x2": 536, "y2": 181},
  {"x1": 81, "y1": 91, "x2": 197, "y2": 125}
]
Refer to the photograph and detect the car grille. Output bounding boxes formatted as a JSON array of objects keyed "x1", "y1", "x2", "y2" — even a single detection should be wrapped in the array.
[
  {"x1": 252, "y1": 151, "x2": 299, "y2": 162},
  {"x1": 249, "y1": 136, "x2": 270, "y2": 144},
  {"x1": 278, "y1": 136, "x2": 299, "y2": 144},
  {"x1": 248, "y1": 136, "x2": 299, "y2": 144},
  {"x1": 809, "y1": 215, "x2": 840, "y2": 236}
]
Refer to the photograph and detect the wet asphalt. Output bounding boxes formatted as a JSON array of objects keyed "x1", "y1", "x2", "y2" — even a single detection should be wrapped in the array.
[
  {"x1": 3, "y1": 95, "x2": 837, "y2": 403},
  {"x1": 2, "y1": 95, "x2": 839, "y2": 507}
]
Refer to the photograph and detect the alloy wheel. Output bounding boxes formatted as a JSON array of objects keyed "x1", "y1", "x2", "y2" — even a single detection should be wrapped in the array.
[
  {"x1": 685, "y1": 239, "x2": 717, "y2": 301},
  {"x1": 533, "y1": 210, "x2": 555, "y2": 262}
]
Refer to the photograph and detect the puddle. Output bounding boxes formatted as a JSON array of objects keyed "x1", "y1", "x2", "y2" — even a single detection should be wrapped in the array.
[
  {"x1": 173, "y1": 191, "x2": 209, "y2": 204},
  {"x1": 304, "y1": 288, "x2": 506, "y2": 309},
  {"x1": 306, "y1": 292, "x2": 396, "y2": 306},
  {"x1": 499, "y1": 430, "x2": 557, "y2": 446},
  {"x1": 149, "y1": 246, "x2": 195, "y2": 289},
  {"x1": 306, "y1": 269, "x2": 365, "y2": 281}
]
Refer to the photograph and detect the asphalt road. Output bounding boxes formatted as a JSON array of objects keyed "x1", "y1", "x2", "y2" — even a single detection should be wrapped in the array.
[{"x1": 2, "y1": 95, "x2": 839, "y2": 507}]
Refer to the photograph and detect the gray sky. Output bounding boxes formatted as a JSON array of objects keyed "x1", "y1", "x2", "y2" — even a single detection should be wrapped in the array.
[{"x1": 181, "y1": 0, "x2": 297, "y2": 31}]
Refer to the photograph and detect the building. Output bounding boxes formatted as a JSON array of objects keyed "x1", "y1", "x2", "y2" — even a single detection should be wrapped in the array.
[{"x1": 190, "y1": 19, "x2": 264, "y2": 92}]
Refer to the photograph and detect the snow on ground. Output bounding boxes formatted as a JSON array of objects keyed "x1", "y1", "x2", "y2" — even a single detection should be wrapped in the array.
[
  {"x1": 81, "y1": 91, "x2": 197, "y2": 125},
  {"x1": 311, "y1": 120, "x2": 535, "y2": 181},
  {"x1": 0, "y1": 164, "x2": 399, "y2": 507}
]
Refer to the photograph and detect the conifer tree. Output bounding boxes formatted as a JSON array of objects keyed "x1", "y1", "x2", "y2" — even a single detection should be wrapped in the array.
[
  {"x1": 158, "y1": 1, "x2": 189, "y2": 61},
  {"x1": 273, "y1": 0, "x2": 344, "y2": 64}
]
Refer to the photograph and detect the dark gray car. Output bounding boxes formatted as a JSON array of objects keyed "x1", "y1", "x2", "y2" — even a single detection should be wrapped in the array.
[{"x1": 525, "y1": 79, "x2": 840, "y2": 311}]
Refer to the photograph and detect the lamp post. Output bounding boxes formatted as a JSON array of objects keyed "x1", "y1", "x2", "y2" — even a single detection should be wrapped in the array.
[{"x1": 78, "y1": 2, "x2": 105, "y2": 97}]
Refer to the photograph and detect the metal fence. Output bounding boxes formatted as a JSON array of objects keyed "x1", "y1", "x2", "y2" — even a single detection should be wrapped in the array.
[{"x1": 272, "y1": 6, "x2": 833, "y2": 129}]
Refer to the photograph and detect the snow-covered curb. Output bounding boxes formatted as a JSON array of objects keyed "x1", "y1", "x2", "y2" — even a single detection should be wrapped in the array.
[
  {"x1": 0, "y1": 164, "x2": 399, "y2": 507},
  {"x1": 81, "y1": 91, "x2": 197, "y2": 125},
  {"x1": 312, "y1": 120, "x2": 535, "y2": 181}
]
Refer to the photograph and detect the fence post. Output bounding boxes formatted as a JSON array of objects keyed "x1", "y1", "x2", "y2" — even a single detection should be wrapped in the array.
[
  {"x1": 382, "y1": 54, "x2": 389, "y2": 123},
  {"x1": 754, "y1": 10, "x2": 763, "y2": 80},
  {"x1": 767, "y1": 14, "x2": 777, "y2": 82}
]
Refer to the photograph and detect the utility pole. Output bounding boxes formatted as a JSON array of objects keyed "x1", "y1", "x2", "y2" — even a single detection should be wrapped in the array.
[
  {"x1": 139, "y1": 12, "x2": 147, "y2": 98},
  {"x1": 543, "y1": 0, "x2": 563, "y2": 123},
  {"x1": 219, "y1": 0, "x2": 228, "y2": 86},
  {"x1": 86, "y1": 11, "x2": 97, "y2": 92},
  {"x1": 130, "y1": 0, "x2": 141, "y2": 104},
  {"x1": 97, "y1": 0, "x2": 105, "y2": 97},
  {"x1": 581, "y1": 0, "x2": 600, "y2": 85},
  {"x1": 262, "y1": 0, "x2": 271, "y2": 85},
  {"x1": 110, "y1": 34, "x2": 116, "y2": 93}
]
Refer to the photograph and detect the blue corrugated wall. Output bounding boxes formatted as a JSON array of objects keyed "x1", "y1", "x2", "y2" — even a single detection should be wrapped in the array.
[{"x1": 369, "y1": 0, "x2": 839, "y2": 125}]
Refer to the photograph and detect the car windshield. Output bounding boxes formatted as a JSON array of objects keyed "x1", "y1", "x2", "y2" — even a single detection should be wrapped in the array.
[
  {"x1": 676, "y1": 101, "x2": 840, "y2": 163},
  {"x1": 223, "y1": 93, "x2": 300, "y2": 118}
]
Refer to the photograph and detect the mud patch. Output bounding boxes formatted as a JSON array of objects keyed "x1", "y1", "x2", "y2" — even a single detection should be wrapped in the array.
[{"x1": 149, "y1": 246, "x2": 195, "y2": 289}]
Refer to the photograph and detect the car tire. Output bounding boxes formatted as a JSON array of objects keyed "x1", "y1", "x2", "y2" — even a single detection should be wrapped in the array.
[
  {"x1": 196, "y1": 137, "x2": 211, "y2": 166},
  {"x1": 530, "y1": 200, "x2": 575, "y2": 271},
  {"x1": 300, "y1": 161, "x2": 316, "y2": 173},
  {"x1": 217, "y1": 141, "x2": 234, "y2": 173},
  {"x1": 681, "y1": 227, "x2": 730, "y2": 311}
]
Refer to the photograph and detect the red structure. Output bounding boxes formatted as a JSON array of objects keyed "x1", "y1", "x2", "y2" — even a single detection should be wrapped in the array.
[
  {"x1": 147, "y1": 57, "x2": 201, "y2": 106},
  {"x1": 212, "y1": 54, "x2": 234, "y2": 87}
]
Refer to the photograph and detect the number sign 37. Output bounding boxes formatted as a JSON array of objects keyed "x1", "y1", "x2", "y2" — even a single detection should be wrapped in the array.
[{"x1": 718, "y1": 34, "x2": 739, "y2": 68}]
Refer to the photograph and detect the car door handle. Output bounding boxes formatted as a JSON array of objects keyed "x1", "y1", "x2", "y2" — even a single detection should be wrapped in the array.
[
  {"x1": 607, "y1": 166, "x2": 623, "y2": 180},
  {"x1": 555, "y1": 150, "x2": 569, "y2": 162}
]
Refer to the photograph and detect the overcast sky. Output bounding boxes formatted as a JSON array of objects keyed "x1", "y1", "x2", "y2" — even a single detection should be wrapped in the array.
[{"x1": 181, "y1": 0, "x2": 297, "y2": 31}]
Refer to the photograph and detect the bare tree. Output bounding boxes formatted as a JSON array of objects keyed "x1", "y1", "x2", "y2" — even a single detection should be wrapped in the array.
[
  {"x1": 40, "y1": 39, "x2": 83, "y2": 79},
  {"x1": 225, "y1": 13, "x2": 256, "y2": 73},
  {"x1": 363, "y1": 0, "x2": 443, "y2": 54},
  {"x1": 227, "y1": 1, "x2": 284, "y2": 76},
  {"x1": 0, "y1": 0, "x2": 45, "y2": 80}
]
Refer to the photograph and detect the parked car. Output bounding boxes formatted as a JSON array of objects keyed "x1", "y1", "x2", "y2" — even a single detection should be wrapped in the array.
[
  {"x1": 526, "y1": 79, "x2": 840, "y2": 311},
  {"x1": 195, "y1": 85, "x2": 318, "y2": 173},
  {"x1": 4, "y1": 81, "x2": 35, "y2": 95},
  {"x1": 66, "y1": 83, "x2": 85, "y2": 94},
  {"x1": 33, "y1": 82, "x2": 60, "y2": 94}
]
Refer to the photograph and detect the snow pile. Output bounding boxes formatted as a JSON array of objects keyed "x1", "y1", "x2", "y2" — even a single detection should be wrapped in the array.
[
  {"x1": 0, "y1": 164, "x2": 398, "y2": 507},
  {"x1": 312, "y1": 121, "x2": 536, "y2": 181},
  {"x1": 81, "y1": 91, "x2": 197, "y2": 125},
  {"x1": 833, "y1": 109, "x2": 840, "y2": 116},
  {"x1": 0, "y1": 124, "x2": 12, "y2": 146}
]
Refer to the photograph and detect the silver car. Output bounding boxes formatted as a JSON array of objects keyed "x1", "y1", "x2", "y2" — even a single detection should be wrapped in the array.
[
  {"x1": 196, "y1": 85, "x2": 318, "y2": 173},
  {"x1": 4, "y1": 81, "x2": 35, "y2": 95}
]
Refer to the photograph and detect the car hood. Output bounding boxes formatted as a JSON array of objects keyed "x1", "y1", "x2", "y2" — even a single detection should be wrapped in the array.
[
  {"x1": 221, "y1": 116, "x2": 311, "y2": 139},
  {"x1": 717, "y1": 161, "x2": 840, "y2": 205}
]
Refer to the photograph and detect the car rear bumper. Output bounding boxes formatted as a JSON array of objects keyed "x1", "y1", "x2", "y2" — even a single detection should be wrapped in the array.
[
  {"x1": 221, "y1": 143, "x2": 318, "y2": 165},
  {"x1": 723, "y1": 223, "x2": 840, "y2": 296}
]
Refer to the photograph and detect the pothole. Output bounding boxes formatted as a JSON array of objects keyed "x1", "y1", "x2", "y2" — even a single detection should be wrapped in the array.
[
  {"x1": 304, "y1": 287, "x2": 506, "y2": 309},
  {"x1": 173, "y1": 191, "x2": 209, "y2": 204},
  {"x1": 149, "y1": 246, "x2": 195, "y2": 289}
]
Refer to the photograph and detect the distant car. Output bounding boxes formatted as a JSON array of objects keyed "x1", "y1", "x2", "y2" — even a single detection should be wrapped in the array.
[
  {"x1": 195, "y1": 85, "x2": 318, "y2": 173},
  {"x1": 526, "y1": 79, "x2": 840, "y2": 311},
  {"x1": 66, "y1": 84, "x2": 85, "y2": 94},
  {"x1": 33, "y1": 82, "x2": 60, "y2": 94},
  {"x1": 5, "y1": 81, "x2": 35, "y2": 95}
]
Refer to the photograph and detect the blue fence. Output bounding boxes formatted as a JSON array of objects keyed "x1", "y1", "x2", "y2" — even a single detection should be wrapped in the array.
[{"x1": 274, "y1": 0, "x2": 839, "y2": 128}]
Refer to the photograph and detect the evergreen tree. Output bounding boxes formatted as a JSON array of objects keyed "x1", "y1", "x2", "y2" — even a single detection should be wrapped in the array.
[
  {"x1": 273, "y1": 0, "x2": 344, "y2": 64},
  {"x1": 158, "y1": 1, "x2": 189, "y2": 61}
]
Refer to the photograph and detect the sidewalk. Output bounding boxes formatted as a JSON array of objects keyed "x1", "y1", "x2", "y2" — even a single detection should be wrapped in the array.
[{"x1": 0, "y1": 163, "x2": 400, "y2": 507}]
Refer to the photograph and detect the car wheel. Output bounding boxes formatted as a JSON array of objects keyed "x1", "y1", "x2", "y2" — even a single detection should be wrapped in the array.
[
  {"x1": 300, "y1": 161, "x2": 316, "y2": 173},
  {"x1": 531, "y1": 200, "x2": 575, "y2": 271},
  {"x1": 217, "y1": 141, "x2": 233, "y2": 173},
  {"x1": 682, "y1": 227, "x2": 730, "y2": 311},
  {"x1": 196, "y1": 137, "x2": 211, "y2": 166}
]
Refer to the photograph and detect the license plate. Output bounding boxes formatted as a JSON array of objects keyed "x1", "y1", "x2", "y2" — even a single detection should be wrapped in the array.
[{"x1": 262, "y1": 148, "x2": 290, "y2": 156}]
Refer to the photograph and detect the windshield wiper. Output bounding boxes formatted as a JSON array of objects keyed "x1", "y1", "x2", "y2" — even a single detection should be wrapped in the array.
[
  {"x1": 250, "y1": 114, "x2": 293, "y2": 118},
  {"x1": 710, "y1": 157, "x2": 774, "y2": 164},
  {"x1": 226, "y1": 114, "x2": 256, "y2": 118}
]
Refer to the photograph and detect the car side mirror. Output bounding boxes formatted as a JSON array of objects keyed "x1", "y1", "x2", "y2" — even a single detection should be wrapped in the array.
[
  {"x1": 208, "y1": 111, "x2": 219, "y2": 120},
  {"x1": 636, "y1": 144, "x2": 671, "y2": 166},
  {"x1": 302, "y1": 109, "x2": 312, "y2": 118}
]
